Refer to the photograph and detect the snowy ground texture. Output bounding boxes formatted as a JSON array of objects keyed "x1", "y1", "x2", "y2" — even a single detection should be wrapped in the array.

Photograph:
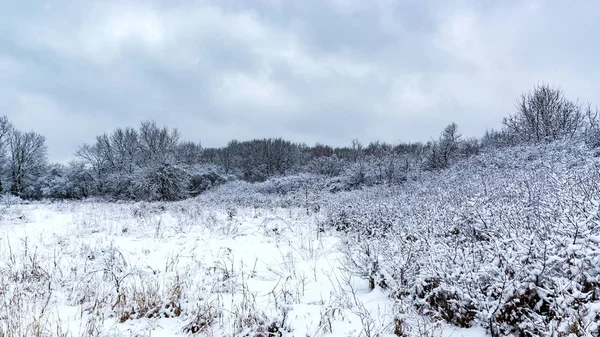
[
  {"x1": 0, "y1": 201, "x2": 483, "y2": 337},
  {"x1": 1, "y1": 141, "x2": 600, "y2": 337}
]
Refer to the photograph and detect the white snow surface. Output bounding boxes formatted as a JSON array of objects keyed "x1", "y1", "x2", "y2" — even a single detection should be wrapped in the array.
[{"x1": 0, "y1": 201, "x2": 487, "y2": 337}]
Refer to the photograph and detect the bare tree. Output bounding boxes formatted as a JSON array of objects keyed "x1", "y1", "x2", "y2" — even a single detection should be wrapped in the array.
[
  {"x1": 175, "y1": 141, "x2": 203, "y2": 166},
  {"x1": 138, "y1": 121, "x2": 180, "y2": 166},
  {"x1": 111, "y1": 127, "x2": 139, "y2": 173},
  {"x1": 583, "y1": 104, "x2": 600, "y2": 148},
  {"x1": 8, "y1": 130, "x2": 47, "y2": 197},
  {"x1": 0, "y1": 116, "x2": 13, "y2": 192},
  {"x1": 74, "y1": 121, "x2": 188, "y2": 200},
  {"x1": 351, "y1": 138, "x2": 363, "y2": 163},
  {"x1": 426, "y1": 122, "x2": 462, "y2": 170},
  {"x1": 0, "y1": 116, "x2": 11, "y2": 146},
  {"x1": 503, "y1": 84, "x2": 584, "y2": 143}
]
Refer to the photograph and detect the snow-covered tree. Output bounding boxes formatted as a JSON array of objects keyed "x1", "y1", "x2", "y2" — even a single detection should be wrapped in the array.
[
  {"x1": 425, "y1": 122, "x2": 462, "y2": 170},
  {"x1": 175, "y1": 141, "x2": 203, "y2": 165},
  {"x1": 76, "y1": 121, "x2": 184, "y2": 200},
  {"x1": 8, "y1": 130, "x2": 47, "y2": 198},
  {"x1": 504, "y1": 84, "x2": 585, "y2": 143},
  {"x1": 0, "y1": 115, "x2": 12, "y2": 193}
]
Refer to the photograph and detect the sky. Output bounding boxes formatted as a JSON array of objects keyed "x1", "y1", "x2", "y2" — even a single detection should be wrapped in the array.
[{"x1": 1, "y1": 0, "x2": 599, "y2": 162}]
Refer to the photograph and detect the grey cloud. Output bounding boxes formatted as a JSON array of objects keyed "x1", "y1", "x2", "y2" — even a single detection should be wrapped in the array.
[{"x1": 1, "y1": 0, "x2": 599, "y2": 162}]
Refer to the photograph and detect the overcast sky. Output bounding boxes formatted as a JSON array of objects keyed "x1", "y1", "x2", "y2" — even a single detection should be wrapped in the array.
[{"x1": 1, "y1": 0, "x2": 599, "y2": 162}]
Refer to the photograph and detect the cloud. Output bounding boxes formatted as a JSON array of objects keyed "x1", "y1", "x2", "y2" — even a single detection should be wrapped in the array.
[{"x1": 1, "y1": 0, "x2": 599, "y2": 162}]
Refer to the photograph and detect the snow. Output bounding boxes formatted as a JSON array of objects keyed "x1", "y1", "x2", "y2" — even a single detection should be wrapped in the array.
[
  {"x1": 0, "y1": 201, "x2": 487, "y2": 336},
  {"x1": 442, "y1": 325, "x2": 488, "y2": 337}
]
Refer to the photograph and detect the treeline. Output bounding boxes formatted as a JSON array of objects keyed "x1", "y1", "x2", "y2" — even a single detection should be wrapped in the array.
[{"x1": 1, "y1": 84, "x2": 599, "y2": 201}]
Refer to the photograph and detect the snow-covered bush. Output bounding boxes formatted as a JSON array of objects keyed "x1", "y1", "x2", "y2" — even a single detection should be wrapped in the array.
[
  {"x1": 331, "y1": 139, "x2": 600, "y2": 336},
  {"x1": 306, "y1": 155, "x2": 344, "y2": 177},
  {"x1": 0, "y1": 193, "x2": 24, "y2": 205},
  {"x1": 134, "y1": 163, "x2": 189, "y2": 201},
  {"x1": 187, "y1": 164, "x2": 229, "y2": 196}
]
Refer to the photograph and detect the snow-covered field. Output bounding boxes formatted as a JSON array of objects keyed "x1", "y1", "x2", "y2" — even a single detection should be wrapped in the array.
[
  {"x1": 0, "y1": 201, "x2": 485, "y2": 337},
  {"x1": 2, "y1": 142, "x2": 600, "y2": 337}
]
